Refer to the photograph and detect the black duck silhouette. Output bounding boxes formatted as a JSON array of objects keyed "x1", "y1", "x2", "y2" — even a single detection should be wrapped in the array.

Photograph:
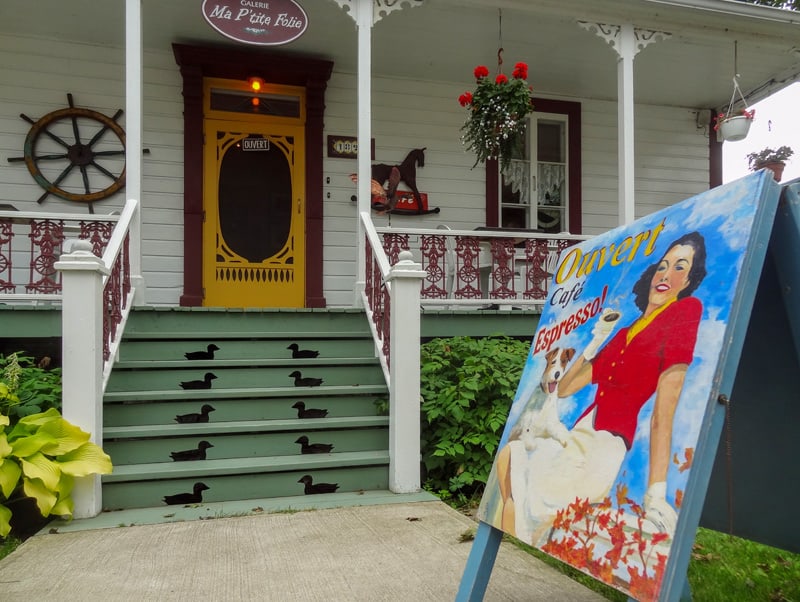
[
  {"x1": 291, "y1": 401, "x2": 328, "y2": 419},
  {"x1": 298, "y1": 474, "x2": 339, "y2": 495},
  {"x1": 169, "y1": 440, "x2": 214, "y2": 462},
  {"x1": 289, "y1": 371, "x2": 323, "y2": 387},
  {"x1": 287, "y1": 343, "x2": 320, "y2": 359},
  {"x1": 180, "y1": 372, "x2": 217, "y2": 390},
  {"x1": 184, "y1": 344, "x2": 220, "y2": 360},
  {"x1": 162, "y1": 482, "x2": 210, "y2": 505},
  {"x1": 294, "y1": 435, "x2": 334, "y2": 454},
  {"x1": 174, "y1": 404, "x2": 216, "y2": 424}
]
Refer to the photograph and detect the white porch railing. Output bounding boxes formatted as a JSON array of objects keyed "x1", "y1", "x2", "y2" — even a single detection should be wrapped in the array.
[
  {"x1": 0, "y1": 207, "x2": 120, "y2": 302},
  {"x1": 376, "y1": 225, "x2": 590, "y2": 309},
  {"x1": 361, "y1": 214, "x2": 591, "y2": 493},
  {"x1": 0, "y1": 199, "x2": 140, "y2": 518}
]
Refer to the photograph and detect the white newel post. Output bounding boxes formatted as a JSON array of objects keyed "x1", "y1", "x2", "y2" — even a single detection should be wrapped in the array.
[
  {"x1": 385, "y1": 251, "x2": 425, "y2": 493},
  {"x1": 55, "y1": 241, "x2": 108, "y2": 518}
]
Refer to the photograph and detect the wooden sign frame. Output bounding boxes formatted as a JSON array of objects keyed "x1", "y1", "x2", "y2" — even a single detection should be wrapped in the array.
[{"x1": 457, "y1": 172, "x2": 797, "y2": 601}]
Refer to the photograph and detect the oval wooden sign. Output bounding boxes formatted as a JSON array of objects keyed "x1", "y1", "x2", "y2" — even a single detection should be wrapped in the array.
[{"x1": 202, "y1": 0, "x2": 308, "y2": 46}]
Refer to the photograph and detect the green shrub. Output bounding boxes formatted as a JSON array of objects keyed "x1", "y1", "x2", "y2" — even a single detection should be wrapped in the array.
[
  {"x1": 420, "y1": 336, "x2": 530, "y2": 498},
  {"x1": 0, "y1": 353, "x2": 62, "y2": 424}
]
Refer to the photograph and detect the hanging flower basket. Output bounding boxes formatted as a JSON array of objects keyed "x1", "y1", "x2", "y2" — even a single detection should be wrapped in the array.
[
  {"x1": 717, "y1": 114, "x2": 753, "y2": 142},
  {"x1": 713, "y1": 75, "x2": 755, "y2": 142},
  {"x1": 458, "y1": 62, "x2": 534, "y2": 169}
]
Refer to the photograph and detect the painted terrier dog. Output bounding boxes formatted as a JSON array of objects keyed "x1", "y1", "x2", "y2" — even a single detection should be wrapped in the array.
[{"x1": 509, "y1": 346, "x2": 574, "y2": 451}]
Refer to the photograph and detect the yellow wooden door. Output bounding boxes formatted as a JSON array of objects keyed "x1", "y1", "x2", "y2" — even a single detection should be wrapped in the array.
[{"x1": 202, "y1": 120, "x2": 305, "y2": 307}]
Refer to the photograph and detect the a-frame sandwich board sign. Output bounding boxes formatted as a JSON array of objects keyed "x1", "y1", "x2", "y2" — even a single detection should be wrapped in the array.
[{"x1": 456, "y1": 170, "x2": 792, "y2": 602}]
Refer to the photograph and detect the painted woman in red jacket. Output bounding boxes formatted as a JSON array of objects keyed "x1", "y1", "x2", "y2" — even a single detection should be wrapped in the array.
[{"x1": 557, "y1": 231, "x2": 707, "y2": 534}]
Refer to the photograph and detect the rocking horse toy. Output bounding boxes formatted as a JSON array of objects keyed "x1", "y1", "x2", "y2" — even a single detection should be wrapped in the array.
[{"x1": 350, "y1": 147, "x2": 439, "y2": 215}]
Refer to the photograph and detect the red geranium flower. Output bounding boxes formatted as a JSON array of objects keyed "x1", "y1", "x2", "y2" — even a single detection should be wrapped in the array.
[
  {"x1": 473, "y1": 65, "x2": 489, "y2": 79},
  {"x1": 495, "y1": 74, "x2": 508, "y2": 84},
  {"x1": 512, "y1": 62, "x2": 528, "y2": 80},
  {"x1": 458, "y1": 92, "x2": 473, "y2": 107}
]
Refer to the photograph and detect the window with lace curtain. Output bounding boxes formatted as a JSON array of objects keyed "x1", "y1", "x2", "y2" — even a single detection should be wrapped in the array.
[{"x1": 499, "y1": 112, "x2": 569, "y2": 233}]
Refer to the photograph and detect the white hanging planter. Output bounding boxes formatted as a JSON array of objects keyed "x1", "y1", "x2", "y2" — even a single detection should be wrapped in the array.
[
  {"x1": 715, "y1": 72, "x2": 755, "y2": 142},
  {"x1": 718, "y1": 115, "x2": 753, "y2": 142}
]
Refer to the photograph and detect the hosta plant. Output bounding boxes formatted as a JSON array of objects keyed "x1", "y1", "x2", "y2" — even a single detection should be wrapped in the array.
[{"x1": 0, "y1": 408, "x2": 112, "y2": 536}]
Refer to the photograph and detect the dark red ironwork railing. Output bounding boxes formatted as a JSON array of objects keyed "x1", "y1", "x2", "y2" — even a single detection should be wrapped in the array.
[
  {"x1": 376, "y1": 227, "x2": 590, "y2": 307},
  {"x1": 365, "y1": 233, "x2": 391, "y2": 368},
  {"x1": 0, "y1": 211, "x2": 116, "y2": 297}
]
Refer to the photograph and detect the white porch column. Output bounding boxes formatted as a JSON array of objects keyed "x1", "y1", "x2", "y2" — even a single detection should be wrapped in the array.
[
  {"x1": 332, "y1": 0, "x2": 425, "y2": 305},
  {"x1": 55, "y1": 241, "x2": 109, "y2": 518},
  {"x1": 354, "y1": 0, "x2": 373, "y2": 306},
  {"x1": 385, "y1": 251, "x2": 426, "y2": 493},
  {"x1": 617, "y1": 23, "x2": 636, "y2": 226},
  {"x1": 126, "y1": 0, "x2": 145, "y2": 303},
  {"x1": 579, "y1": 22, "x2": 671, "y2": 226}
]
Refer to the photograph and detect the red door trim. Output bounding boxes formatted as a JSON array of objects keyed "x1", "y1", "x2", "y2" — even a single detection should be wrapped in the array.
[{"x1": 173, "y1": 43, "x2": 333, "y2": 307}]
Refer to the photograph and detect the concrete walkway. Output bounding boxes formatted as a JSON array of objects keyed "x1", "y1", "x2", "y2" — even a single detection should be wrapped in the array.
[{"x1": 0, "y1": 500, "x2": 605, "y2": 601}]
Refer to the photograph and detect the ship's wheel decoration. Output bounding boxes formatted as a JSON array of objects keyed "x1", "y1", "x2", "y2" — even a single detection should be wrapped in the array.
[{"x1": 7, "y1": 93, "x2": 126, "y2": 213}]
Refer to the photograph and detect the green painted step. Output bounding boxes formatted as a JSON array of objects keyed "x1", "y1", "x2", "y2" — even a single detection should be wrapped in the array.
[
  {"x1": 49, "y1": 490, "x2": 439, "y2": 532},
  {"x1": 113, "y1": 357, "x2": 378, "y2": 370},
  {"x1": 124, "y1": 307, "x2": 371, "y2": 335},
  {"x1": 105, "y1": 364, "x2": 385, "y2": 392},
  {"x1": 103, "y1": 464, "x2": 390, "y2": 510},
  {"x1": 119, "y1": 338, "x2": 375, "y2": 361},
  {"x1": 103, "y1": 384, "x2": 388, "y2": 403},
  {"x1": 104, "y1": 425, "x2": 389, "y2": 465},
  {"x1": 104, "y1": 395, "x2": 386, "y2": 426},
  {"x1": 104, "y1": 416, "x2": 388, "y2": 439},
  {"x1": 106, "y1": 450, "x2": 389, "y2": 483}
]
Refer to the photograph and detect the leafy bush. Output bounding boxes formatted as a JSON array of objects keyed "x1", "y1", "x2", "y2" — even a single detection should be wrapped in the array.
[
  {"x1": 420, "y1": 336, "x2": 530, "y2": 498},
  {"x1": 0, "y1": 409, "x2": 113, "y2": 537},
  {"x1": 0, "y1": 352, "x2": 111, "y2": 538},
  {"x1": 0, "y1": 353, "x2": 62, "y2": 423}
]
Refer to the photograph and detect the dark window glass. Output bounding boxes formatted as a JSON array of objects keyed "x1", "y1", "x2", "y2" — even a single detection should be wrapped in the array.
[{"x1": 218, "y1": 135, "x2": 292, "y2": 262}]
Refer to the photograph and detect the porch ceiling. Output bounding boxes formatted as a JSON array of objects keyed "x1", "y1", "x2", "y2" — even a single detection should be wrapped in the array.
[{"x1": 2, "y1": 0, "x2": 799, "y2": 110}]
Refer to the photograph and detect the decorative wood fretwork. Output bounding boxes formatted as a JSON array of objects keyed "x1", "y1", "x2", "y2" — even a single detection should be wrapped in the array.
[
  {"x1": 332, "y1": 0, "x2": 425, "y2": 25},
  {"x1": 577, "y1": 21, "x2": 671, "y2": 58}
]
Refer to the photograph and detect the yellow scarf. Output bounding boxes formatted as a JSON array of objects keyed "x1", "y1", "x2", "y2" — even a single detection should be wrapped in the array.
[{"x1": 626, "y1": 298, "x2": 676, "y2": 345}]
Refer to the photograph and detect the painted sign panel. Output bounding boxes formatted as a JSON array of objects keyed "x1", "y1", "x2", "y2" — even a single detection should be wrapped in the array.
[
  {"x1": 202, "y1": 0, "x2": 308, "y2": 46},
  {"x1": 476, "y1": 172, "x2": 776, "y2": 601}
]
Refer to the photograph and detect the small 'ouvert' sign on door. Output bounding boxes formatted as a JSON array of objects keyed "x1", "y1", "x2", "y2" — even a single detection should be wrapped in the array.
[{"x1": 202, "y1": 0, "x2": 308, "y2": 46}]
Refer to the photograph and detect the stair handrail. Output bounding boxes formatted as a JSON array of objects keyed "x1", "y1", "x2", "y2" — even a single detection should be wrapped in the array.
[
  {"x1": 360, "y1": 210, "x2": 393, "y2": 383},
  {"x1": 98, "y1": 197, "x2": 139, "y2": 387}
]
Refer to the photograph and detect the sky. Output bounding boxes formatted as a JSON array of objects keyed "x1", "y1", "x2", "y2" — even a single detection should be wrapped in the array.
[{"x1": 722, "y1": 81, "x2": 800, "y2": 183}]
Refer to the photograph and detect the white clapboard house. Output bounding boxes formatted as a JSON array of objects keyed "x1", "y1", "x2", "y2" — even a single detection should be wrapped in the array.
[{"x1": 0, "y1": 0, "x2": 798, "y2": 519}]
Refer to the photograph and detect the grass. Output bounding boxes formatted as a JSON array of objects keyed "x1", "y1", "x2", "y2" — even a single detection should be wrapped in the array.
[{"x1": 688, "y1": 529, "x2": 799, "y2": 602}]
